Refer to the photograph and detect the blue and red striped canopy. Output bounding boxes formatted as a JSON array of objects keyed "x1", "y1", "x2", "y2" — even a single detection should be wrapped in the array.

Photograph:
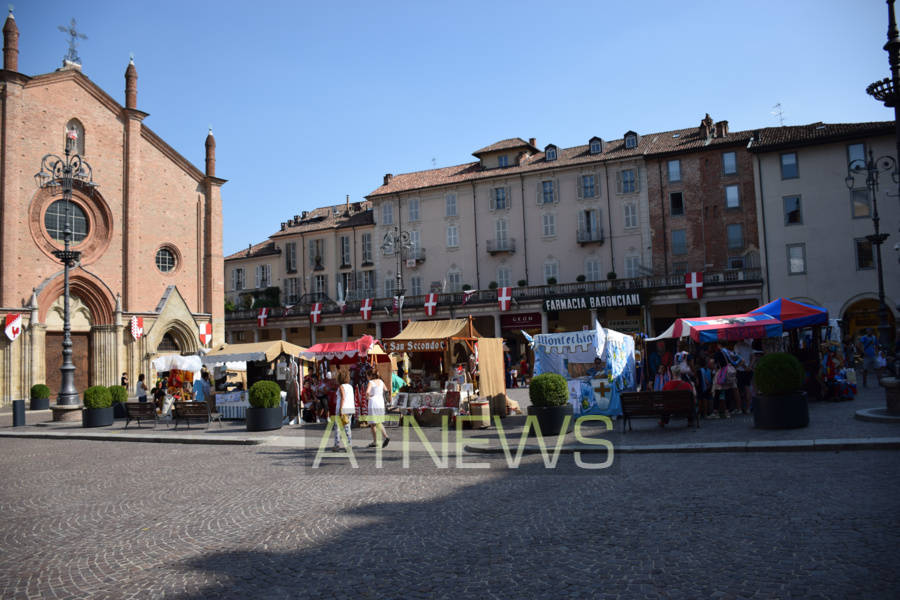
[
  {"x1": 750, "y1": 298, "x2": 828, "y2": 330},
  {"x1": 671, "y1": 312, "x2": 783, "y2": 343}
]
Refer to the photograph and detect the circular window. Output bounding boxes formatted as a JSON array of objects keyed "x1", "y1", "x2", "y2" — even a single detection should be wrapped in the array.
[
  {"x1": 44, "y1": 200, "x2": 89, "y2": 244},
  {"x1": 156, "y1": 248, "x2": 176, "y2": 272}
]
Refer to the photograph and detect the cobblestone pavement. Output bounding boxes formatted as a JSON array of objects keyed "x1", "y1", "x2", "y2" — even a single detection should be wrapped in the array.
[{"x1": 1, "y1": 438, "x2": 898, "y2": 599}]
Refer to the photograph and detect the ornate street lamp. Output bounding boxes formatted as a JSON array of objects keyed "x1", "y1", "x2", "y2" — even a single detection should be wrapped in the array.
[
  {"x1": 381, "y1": 225, "x2": 411, "y2": 332},
  {"x1": 845, "y1": 150, "x2": 897, "y2": 344},
  {"x1": 34, "y1": 129, "x2": 96, "y2": 406}
]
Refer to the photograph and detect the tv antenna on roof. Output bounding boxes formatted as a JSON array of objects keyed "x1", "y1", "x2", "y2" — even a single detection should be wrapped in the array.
[
  {"x1": 771, "y1": 102, "x2": 784, "y2": 127},
  {"x1": 58, "y1": 18, "x2": 88, "y2": 65}
]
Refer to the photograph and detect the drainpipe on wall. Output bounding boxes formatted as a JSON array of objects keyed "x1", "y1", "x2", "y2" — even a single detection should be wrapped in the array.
[
  {"x1": 471, "y1": 181, "x2": 481, "y2": 289},
  {"x1": 519, "y1": 174, "x2": 529, "y2": 284},
  {"x1": 603, "y1": 163, "x2": 614, "y2": 274},
  {"x1": 754, "y1": 150, "x2": 772, "y2": 303},
  {"x1": 657, "y1": 160, "x2": 669, "y2": 276}
]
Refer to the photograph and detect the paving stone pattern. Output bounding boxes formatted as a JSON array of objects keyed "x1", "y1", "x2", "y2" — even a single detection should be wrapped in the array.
[{"x1": 1, "y1": 438, "x2": 898, "y2": 599}]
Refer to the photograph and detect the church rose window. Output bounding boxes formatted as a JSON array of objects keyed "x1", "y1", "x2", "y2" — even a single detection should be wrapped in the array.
[
  {"x1": 45, "y1": 200, "x2": 89, "y2": 244},
  {"x1": 156, "y1": 248, "x2": 176, "y2": 272}
]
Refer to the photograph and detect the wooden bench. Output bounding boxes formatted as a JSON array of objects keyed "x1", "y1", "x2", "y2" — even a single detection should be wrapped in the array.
[
  {"x1": 173, "y1": 401, "x2": 218, "y2": 430},
  {"x1": 124, "y1": 402, "x2": 158, "y2": 430},
  {"x1": 620, "y1": 390, "x2": 698, "y2": 432}
]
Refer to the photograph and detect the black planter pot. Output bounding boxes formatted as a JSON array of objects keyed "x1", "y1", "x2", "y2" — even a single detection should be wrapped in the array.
[
  {"x1": 753, "y1": 391, "x2": 809, "y2": 429},
  {"x1": 29, "y1": 397, "x2": 50, "y2": 411},
  {"x1": 527, "y1": 403, "x2": 574, "y2": 437},
  {"x1": 246, "y1": 406, "x2": 283, "y2": 432},
  {"x1": 113, "y1": 403, "x2": 127, "y2": 419},
  {"x1": 82, "y1": 406, "x2": 114, "y2": 428}
]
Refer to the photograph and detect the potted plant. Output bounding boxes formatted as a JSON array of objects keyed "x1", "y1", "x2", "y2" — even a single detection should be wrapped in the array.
[
  {"x1": 607, "y1": 271, "x2": 617, "y2": 280},
  {"x1": 546, "y1": 277, "x2": 557, "y2": 286},
  {"x1": 527, "y1": 373, "x2": 573, "y2": 436},
  {"x1": 462, "y1": 284, "x2": 472, "y2": 291},
  {"x1": 517, "y1": 279, "x2": 527, "y2": 287},
  {"x1": 246, "y1": 380, "x2": 283, "y2": 432},
  {"x1": 488, "y1": 281, "x2": 498, "y2": 290},
  {"x1": 752, "y1": 352, "x2": 809, "y2": 429},
  {"x1": 82, "y1": 385, "x2": 114, "y2": 428},
  {"x1": 30, "y1": 384, "x2": 50, "y2": 411},
  {"x1": 109, "y1": 385, "x2": 128, "y2": 418},
  {"x1": 576, "y1": 274, "x2": 586, "y2": 282}
]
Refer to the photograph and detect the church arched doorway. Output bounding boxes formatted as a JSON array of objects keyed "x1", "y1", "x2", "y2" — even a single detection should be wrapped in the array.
[
  {"x1": 44, "y1": 295, "x2": 93, "y2": 400},
  {"x1": 842, "y1": 298, "x2": 896, "y2": 342}
]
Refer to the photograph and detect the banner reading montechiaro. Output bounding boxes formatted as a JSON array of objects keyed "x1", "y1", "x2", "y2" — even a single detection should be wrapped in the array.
[{"x1": 543, "y1": 292, "x2": 642, "y2": 312}]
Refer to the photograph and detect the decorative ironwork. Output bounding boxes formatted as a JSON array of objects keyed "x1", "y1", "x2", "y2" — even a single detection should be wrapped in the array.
[{"x1": 57, "y1": 18, "x2": 88, "y2": 65}]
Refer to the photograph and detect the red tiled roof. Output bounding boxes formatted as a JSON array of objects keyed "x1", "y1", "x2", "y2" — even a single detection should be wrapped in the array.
[
  {"x1": 748, "y1": 121, "x2": 895, "y2": 151},
  {"x1": 225, "y1": 240, "x2": 279, "y2": 262},
  {"x1": 472, "y1": 137, "x2": 538, "y2": 156},
  {"x1": 268, "y1": 201, "x2": 374, "y2": 239}
]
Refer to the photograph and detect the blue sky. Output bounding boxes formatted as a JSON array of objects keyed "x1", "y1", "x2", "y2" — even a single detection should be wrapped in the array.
[{"x1": 15, "y1": 0, "x2": 894, "y2": 255}]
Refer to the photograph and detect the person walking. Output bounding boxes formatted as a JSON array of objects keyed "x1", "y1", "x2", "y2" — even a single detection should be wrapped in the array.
[
  {"x1": 333, "y1": 371, "x2": 356, "y2": 451},
  {"x1": 136, "y1": 373, "x2": 149, "y2": 403},
  {"x1": 858, "y1": 329, "x2": 878, "y2": 387},
  {"x1": 365, "y1": 371, "x2": 391, "y2": 448}
]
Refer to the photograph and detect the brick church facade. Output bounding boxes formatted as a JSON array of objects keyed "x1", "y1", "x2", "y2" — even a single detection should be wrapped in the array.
[{"x1": 0, "y1": 12, "x2": 224, "y2": 404}]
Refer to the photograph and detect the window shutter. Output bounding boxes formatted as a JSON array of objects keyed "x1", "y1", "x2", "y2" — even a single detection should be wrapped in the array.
[
  {"x1": 489, "y1": 188, "x2": 496, "y2": 211},
  {"x1": 255, "y1": 266, "x2": 261, "y2": 288},
  {"x1": 634, "y1": 167, "x2": 641, "y2": 193},
  {"x1": 506, "y1": 186, "x2": 512, "y2": 210},
  {"x1": 554, "y1": 179, "x2": 560, "y2": 203},
  {"x1": 616, "y1": 171, "x2": 622, "y2": 194},
  {"x1": 577, "y1": 210, "x2": 586, "y2": 234},
  {"x1": 536, "y1": 181, "x2": 542, "y2": 205},
  {"x1": 576, "y1": 176, "x2": 583, "y2": 200}
]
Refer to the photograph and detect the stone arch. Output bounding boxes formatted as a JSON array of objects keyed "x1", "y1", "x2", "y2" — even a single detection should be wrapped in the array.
[
  {"x1": 147, "y1": 318, "x2": 198, "y2": 356},
  {"x1": 37, "y1": 268, "x2": 115, "y2": 325},
  {"x1": 66, "y1": 118, "x2": 86, "y2": 155},
  {"x1": 840, "y1": 294, "x2": 897, "y2": 340}
]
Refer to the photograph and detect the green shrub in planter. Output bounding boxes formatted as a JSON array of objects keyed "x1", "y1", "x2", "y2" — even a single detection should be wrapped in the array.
[
  {"x1": 576, "y1": 274, "x2": 586, "y2": 282},
  {"x1": 517, "y1": 279, "x2": 527, "y2": 287},
  {"x1": 488, "y1": 281, "x2": 498, "y2": 289},
  {"x1": 108, "y1": 385, "x2": 128, "y2": 404},
  {"x1": 249, "y1": 380, "x2": 282, "y2": 408},
  {"x1": 30, "y1": 384, "x2": 50, "y2": 400},
  {"x1": 546, "y1": 277, "x2": 557, "y2": 285},
  {"x1": 754, "y1": 352, "x2": 804, "y2": 396},
  {"x1": 529, "y1": 373, "x2": 569, "y2": 407},
  {"x1": 83, "y1": 386, "x2": 112, "y2": 409}
]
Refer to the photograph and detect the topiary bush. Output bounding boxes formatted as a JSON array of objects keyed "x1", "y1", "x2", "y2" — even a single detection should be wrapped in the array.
[
  {"x1": 30, "y1": 384, "x2": 50, "y2": 400},
  {"x1": 754, "y1": 352, "x2": 805, "y2": 396},
  {"x1": 108, "y1": 385, "x2": 128, "y2": 404},
  {"x1": 249, "y1": 380, "x2": 282, "y2": 408},
  {"x1": 83, "y1": 386, "x2": 112, "y2": 409},
  {"x1": 517, "y1": 279, "x2": 527, "y2": 287},
  {"x1": 529, "y1": 373, "x2": 569, "y2": 407}
]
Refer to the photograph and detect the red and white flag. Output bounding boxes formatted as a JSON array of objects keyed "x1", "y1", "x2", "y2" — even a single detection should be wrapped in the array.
[
  {"x1": 4, "y1": 313, "x2": 22, "y2": 342},
  {"x1": 257, "y1": 307, "x2": 269, "y2": 327},
  {"x1": 392, "y1": 295, "x2": 404, "y2": 315},
  {"x1": 424, "y1": 293, "x2": 438, "y2": 316},
  {"x1": 360, "y1": 298, "x2": 372, "y2": 320},
  {"x1": 199, "y1": 322, "x2": 213, "y2": 346},
  {"x1": 130, "y1": 315, "x2": 143, "y2": 340},
  {"x1": 685, "y1": 272, "x2": 703, "y2": 300},
  {"x1": 462, "y1": 289, "x2": 477, "y2": 305},
  {"x1": 497, "y1": 287, "x2": 512, "y2": 311},
  {"x1": 310, "y1": 303, "x2": 322, "y2": 324}
]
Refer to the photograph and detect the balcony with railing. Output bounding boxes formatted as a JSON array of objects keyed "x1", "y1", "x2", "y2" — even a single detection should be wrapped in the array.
[
  {"x1": 402, "y1": 247, "x2": 426, "y2": 263},
  {"x1": 225, "y1": 268, "x2": 763, "y2": 322},
  {"x1": 576, "y1": 227, "x2": 605, "y2": 245},
  {"x1": 486, "y1": 238, "x2": 516, "y2": 254}
]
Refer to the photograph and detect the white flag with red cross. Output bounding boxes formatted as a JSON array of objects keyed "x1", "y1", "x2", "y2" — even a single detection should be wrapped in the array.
[
  {"x1": 497, "y1": 287, "x2": 512, "y2": 312},
  {"x1": 257, "y1": 307, "x2": 269, "y2": 327},
  {"x1": 462, "y1": 289, "x2": 476, "y2": 305},
  {"x1": 4, "y1": 313, "x2": 22, "y2": 342},
  {"x1": 424, "y1": 293, "x2": 438, "y2": 317},
  {"x1": 360, "y1": 298, "x2": 372, "y2": 320},
  {"x1": 130, "y1": 315, "x2": 143, "y2": 340},
  {"x1": 310, "y1": 303, "x2": 322, "y2": 324},
  {"x1": 685, "y1": 272, "x2": 703, "y2": 300},
  {"x1": 199, "y1": 322, "x2": 213, "y2": 346}
]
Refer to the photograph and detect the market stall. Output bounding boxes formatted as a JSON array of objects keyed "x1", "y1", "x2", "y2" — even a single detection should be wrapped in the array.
[
  {"x1": 149, "y1": 354, "x2": 205, "y2": 417},
  {"x1": 750, "y1": 298, "x2": 828, "y2": 330},
  {"x1": 202, "y1": 340, "x2": 310, "y2": 419},
  {"x1": 527, "y1": 323, "x2": 636, "y2": 418},
  {"x1": 646, "y1": 312, "x2": 783, "y2": 343},
  {"x1": 383, "y1": 317, "x2": 506, "y2": 423}
]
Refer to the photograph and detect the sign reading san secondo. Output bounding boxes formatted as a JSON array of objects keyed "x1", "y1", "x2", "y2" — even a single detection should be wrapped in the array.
[
  {"x1": 542, "y1": 292, "x2": 642, "y2": 312},
  {"x1": 384, "y1": 339, "x2": 448, "y2": 353}
]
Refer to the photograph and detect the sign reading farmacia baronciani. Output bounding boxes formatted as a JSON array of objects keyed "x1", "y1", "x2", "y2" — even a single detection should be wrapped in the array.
[{"x1": 542, "y1": 292, "x2": 642, "y2": 312}]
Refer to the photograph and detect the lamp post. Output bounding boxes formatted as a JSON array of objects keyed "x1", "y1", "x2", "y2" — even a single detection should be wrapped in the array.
[
  {"x1": 845, "y1": 150, "x2": 896, "y2": 344},
  {"x1": 381, "y1": 225, "x2": 411, "y2": 333},
  {"x1": 34, "y1": 129, "x2": 96, "y2": 406}
]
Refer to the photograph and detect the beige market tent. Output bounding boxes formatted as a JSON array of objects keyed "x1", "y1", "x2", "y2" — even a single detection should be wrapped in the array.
[
  {"x1": 384, "y1": 316, "x2": 506, "y2": 402},
  {"x1": 202, "y1": 340, "x2": 310, "y2": 365}
]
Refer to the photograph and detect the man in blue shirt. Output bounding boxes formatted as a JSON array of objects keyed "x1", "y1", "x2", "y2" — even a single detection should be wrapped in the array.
[{"x1": 858, "y1": 329, "x2": 878, "y2": 387}]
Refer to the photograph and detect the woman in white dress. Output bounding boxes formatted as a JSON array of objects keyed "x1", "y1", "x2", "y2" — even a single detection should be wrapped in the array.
[
  {"x1": 365, "y1": 370, "x2": 390, "y2": 448},
  {"x1": 333, "y1": 370, "x2": 356, "y2": 451}
]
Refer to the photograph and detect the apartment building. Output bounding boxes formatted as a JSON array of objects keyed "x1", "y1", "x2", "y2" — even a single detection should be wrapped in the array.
[{"x1": 750, "y1": 121, "x2": 898, "y2": 340}]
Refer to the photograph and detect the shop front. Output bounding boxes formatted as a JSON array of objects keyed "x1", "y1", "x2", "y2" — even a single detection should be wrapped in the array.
[{"x1": 542, "y1": 292, "x2": 645, "y2": 335}]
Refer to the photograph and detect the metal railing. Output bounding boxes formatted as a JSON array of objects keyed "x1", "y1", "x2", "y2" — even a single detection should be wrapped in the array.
[
  {"x1": 576, "y1": 227, "x2": 604, "y2": 244},
  {"x1": 486, "y1": 238, "x2": 516, "y2": 253}
]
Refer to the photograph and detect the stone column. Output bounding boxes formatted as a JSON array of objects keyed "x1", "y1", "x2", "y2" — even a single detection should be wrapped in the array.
[
  {"x1": 699, "y1": 300, "x2": 708, "y2": 317},
  {"x1": 541, "y1": 312, "x2": 548, "y2": 334},
  {"x1": 493, "y1": 314, "x2": 501, "y2": 337},
  {"x1": 91, "y1": 325, "x2": 119, "y2": 387},
  {"x1": 375, "y1": 321, "x2": 382, "y2": 339},
  {"x1": 28, "y1": 323, "x2": 46, "y2": 391},
  {"x1": 342, "y1": 324, "x2": 349, "y2": 341},
  {"x1": 253, "y1": 329, "x2": 260, "y2": 343},
  {"x1": 280, "y1": 327, "x2": 287, "y2": 341}
]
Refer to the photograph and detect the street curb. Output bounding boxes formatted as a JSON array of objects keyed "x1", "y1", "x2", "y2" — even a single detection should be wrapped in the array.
[
  {"x1": 0, "y1": 431, "x2": 263, "y2": 445},
  {"x1": 464, "y1": 437, "x2": 900, "y2": 454}
]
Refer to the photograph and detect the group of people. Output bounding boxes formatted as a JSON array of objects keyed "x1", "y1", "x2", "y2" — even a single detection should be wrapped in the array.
[
  {"x1": 503, "y1": 349, "x2": 531, "y2": 389},
  {"x1": 647, "y1": 339, "x2": 756, "y2": 424}
]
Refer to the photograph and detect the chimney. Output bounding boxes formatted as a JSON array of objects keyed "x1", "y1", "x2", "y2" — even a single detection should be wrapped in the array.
[
  {"x1": 529, "y1": 137, "x2": 536, "y2": 147},
  {"x1": 346, "y1": 194, "x2": 350, "y2": 213},
  {"x1": 517, "y1": 151, "x2": 527, "y2": 166},
  {"x1": 3, "y1": 9, "x2": 18, "y2": 72},
  {"x1": 383, "y1": 173, "x2": 393, "y2": 185},
  {"x1": 301, "y1": 210, "x2": 309, "y2": 219},
  {"x1": 699, "y1": 113, "x2": 714, "y2": 139},
  {"x1": 124, "y1": 57, "x2": 137, "y2": 109},
  {"x1": 280, "y1": 222, "x2": 286, "y2": 231},
  {"x1": 714, "y1": 120, "x2": 729, "y2": 138},
  {"x1": 205, "y1": 128, "x2": 216, "y2": 177}
]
